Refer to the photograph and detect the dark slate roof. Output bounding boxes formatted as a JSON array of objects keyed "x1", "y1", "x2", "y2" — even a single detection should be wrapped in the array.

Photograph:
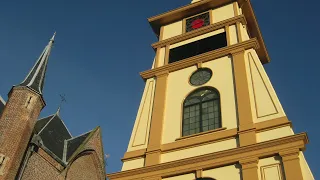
[
  {"x1": 36, "y1": 113, "x2": 72, "y2": 159},
  {"x1": 65, "y1": 131, "x2": 91, "y2": 161},
  {"x1": 0, "y1": 96, "x2": 5, "y2": 116},
  {"x1": 34, "y1": 115, "x2": 54, "y2": 133},
  {"x1": 19, "y1": 33, "x2": 55, "y2": 94},
  {"x1": 34, "y1": 112, "x2": 97, "y2": 164}
]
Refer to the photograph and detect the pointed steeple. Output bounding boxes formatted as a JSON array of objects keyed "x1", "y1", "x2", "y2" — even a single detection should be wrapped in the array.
[{"x1": 19, "y1": 32, "x2": 56, "y2": 94}]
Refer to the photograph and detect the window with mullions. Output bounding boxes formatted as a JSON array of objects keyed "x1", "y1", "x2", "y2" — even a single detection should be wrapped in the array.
[{"x1": 182, "y1": 88, "x2": 221, "y2": 136}]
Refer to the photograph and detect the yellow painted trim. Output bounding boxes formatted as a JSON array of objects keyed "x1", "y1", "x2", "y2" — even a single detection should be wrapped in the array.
[
  {"x1": 152, "y1": 15, "x2": 246, "y2": 49},
  {"x1": 225, "y1": 25, "x2": 230, "y2": 46},
  {"x1": 147, "y1": 0, "x2": 270, "y2": 63},
  {"x1": 141, "y1": 38, "x2": 259, "y2": 80},
  {"x1": 109, "y1": 133, "x2": 308, "y2": 180},
  {"x1": 280, "y1": 149, "x2": 304, "y2": 180},
  {"x1": 123, "y1": 116, "x2": 291, "y2": 161},
  {"x1": 231, "y1": 49, "x2": 256, "y2": 146},
  {"x1": 145, "y1": 72, "x2": 169, "y2": 166}
]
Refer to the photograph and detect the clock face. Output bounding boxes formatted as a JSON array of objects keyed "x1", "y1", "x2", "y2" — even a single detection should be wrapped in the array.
[
  {"x1": 186, "y1": 12, "x2": 210, "y2": 32},
  {"x1": 190, "y1": 68, "x2": 212, "y2": 86}
]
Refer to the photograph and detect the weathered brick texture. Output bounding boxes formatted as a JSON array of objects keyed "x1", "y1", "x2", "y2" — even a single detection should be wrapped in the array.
[
  {"x1": 65, "y1": 153, "x2": 104, "y2": 180},
  {"x1": 0, "y1": 87, "x2": 44, "y2": 180},
  {"x1": 21, "y1": 152, "x2": 60, "y2": 180}
]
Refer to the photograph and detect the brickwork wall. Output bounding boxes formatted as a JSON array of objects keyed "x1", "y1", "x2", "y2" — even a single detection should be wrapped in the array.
[
  {"x1": 21, "y1": 152, "x2": 60, "y2": 180},
  {"x1": 65, "y1": 153, "x2": 104, "y2": 180},
  {"x1": 37, "y1": 148, "x2": 64, "y2": 171},
  {"x1": 0, "y1": 87, "x2": 44, "y2": 179}
]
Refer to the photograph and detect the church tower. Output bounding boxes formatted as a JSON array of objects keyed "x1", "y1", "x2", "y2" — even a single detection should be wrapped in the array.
[
  {"x1": 0, "y1": 33, "x2": 55, "y2": 180},
  {"x1": 107, "y1": 0, "x2": 314, "y2": 180}
]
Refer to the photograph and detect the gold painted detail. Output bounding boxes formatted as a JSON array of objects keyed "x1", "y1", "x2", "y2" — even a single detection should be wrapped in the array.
[
  {"x1": 232, "y1": 49, "x2": 256, "y2": 146},
  {"x1": 176, "y1": 127, "x2": 227, "y2": 141},
  {"x1": 152, "y1": 15, "x2": 246, "y2": 49},
  {"x1": 148, "y1": 0, "x2": 270, "y2": 63},
  {"x1": 123, "y1": 116, "x2": 291, "y2": 161},
  {"x1": 108, "y1": 133, "x2": 308, "y2": 180},
  {"x1": 141, "y1": 38, "x2": 259, "y2": 80},
  {"x1": 279, "y1": 149, "x2": 304, "y2": 180},
  {"x1": 145, "y1": 73, "x2": 168, "y2": 166},
  {"x1": 240, "y1": 157, "x2": 259, "y2": 180}
]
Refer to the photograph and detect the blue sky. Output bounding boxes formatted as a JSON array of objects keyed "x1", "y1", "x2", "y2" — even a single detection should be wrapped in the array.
[{"x1": 0, "y1": 0, "x2": 319, "y2": 177}]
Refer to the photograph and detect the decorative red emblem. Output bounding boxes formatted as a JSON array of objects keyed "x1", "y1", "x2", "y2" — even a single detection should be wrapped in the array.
[{"x1": 191, "y1": 19, "x2": 205, "y2": 29}]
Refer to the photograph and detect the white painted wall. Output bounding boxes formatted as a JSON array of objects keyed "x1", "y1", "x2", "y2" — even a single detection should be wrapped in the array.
[
  {"x1": 203, "y1": 164, "x2": 241, "y2": 180},
  {"x1": 163, "y1": 173, "x2": 195, "y2": 180},
  {"x1": 121, "y1": 158, "x2": 144, "y2": 171},
  {"x1": 258, "y1": 156, "x2": 284, "y2": 180},
  {"x1": 212, "y1": 4, "x2": 235, "y2": 23},
  {"x1": 162, "y1": 21, "x2": 183, "y2": 40},
  {"x1": 126, "y1": 78, "x2": 156, "y2": 152},
  {"x1": 161, "y1": 138, "x2": 237, "y2": 163}
]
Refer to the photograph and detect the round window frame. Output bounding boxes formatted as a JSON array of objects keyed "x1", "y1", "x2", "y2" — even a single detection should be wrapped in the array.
[{"x1": 189, "y1": 68, "x2": 212, "y2": 86}]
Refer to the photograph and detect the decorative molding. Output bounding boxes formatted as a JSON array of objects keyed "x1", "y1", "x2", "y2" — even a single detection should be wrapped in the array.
[
  {"x1": 260, "y1": 163, "x2": 284, "y2": 180},
  {"x1": 145, "y1": 73, "x2": 168, "y2": 166},
  {"x1": 239, "y1": 157, "x2": 258, "y2": 170},
  {"x1": 196, "y1": 169, "x2": 203, "y2": 178},
  {"x1": 108, "y1": 133, "x2": 308, "y2": 180},
  {"x1": 175, "y1": 127, "x2": 227, "y2": 141},
  {"x1": 152, "y1": 15, "x2": 246, "y2": 49},
  {"x1": 122, "y1": 117, "x2": 293, "y2": 161},
  {"x1": 147, "y1": 0, "x2": 270, "y2": 63},
  {"x1": 140, "y1": 38, "x2": 259, "y2": 80},
  {"x1": 255, "y1": 116, "x2": 290, "y2": 133}
]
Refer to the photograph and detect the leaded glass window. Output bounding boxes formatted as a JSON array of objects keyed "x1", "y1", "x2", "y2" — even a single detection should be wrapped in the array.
[
  {"x1": 186, "y1": 12, "x2": 210, "y2": 32},
  {"x1": 183, "y1": 87, "x2": 221, "y2": 136}
]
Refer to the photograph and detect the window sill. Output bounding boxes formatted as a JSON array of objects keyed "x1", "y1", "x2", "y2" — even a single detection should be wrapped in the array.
[{"x1": 176, "y1": 127, "x2": 227, "y2": 141}]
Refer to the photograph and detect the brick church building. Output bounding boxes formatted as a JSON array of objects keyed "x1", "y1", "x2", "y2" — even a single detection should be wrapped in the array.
[{"x1": 0, "y1": 34, "x2": 106, "y2": 180}]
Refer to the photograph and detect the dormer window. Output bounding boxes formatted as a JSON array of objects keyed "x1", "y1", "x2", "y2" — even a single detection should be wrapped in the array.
[{"x1": 186, "y1": 12, "x2": 210, "y2": 32}]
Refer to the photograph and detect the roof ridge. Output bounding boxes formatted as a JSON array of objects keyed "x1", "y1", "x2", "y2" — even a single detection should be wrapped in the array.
[
  {"x1": 0, "y1": 95, "x2": 6, "y2": 105},
  {"x1": 38, "y1": 113, "x2": 57, "y2": 135},
  {"x1": 37, "y1": 114, "x2": 55, "y2": 121},
  {"x1": 65, "y1": 129, "x2": 93, "y2": 141},
  {"x1": 66, "y1": 127, "x2": 99, "y2": 162}
]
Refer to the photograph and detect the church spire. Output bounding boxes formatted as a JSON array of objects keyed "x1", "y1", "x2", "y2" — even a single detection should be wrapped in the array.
[{"x1": 19, "y1": 32, "x2": 56, "y2": 94}]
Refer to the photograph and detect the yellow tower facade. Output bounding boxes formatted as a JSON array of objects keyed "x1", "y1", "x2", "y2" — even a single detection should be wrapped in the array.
[{"x1": 107, "y1": 0, "x2": 314, "y2": 179}]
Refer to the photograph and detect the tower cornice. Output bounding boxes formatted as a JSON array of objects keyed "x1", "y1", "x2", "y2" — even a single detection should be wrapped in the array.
[
  {"x1": 140, "y1": 38, "x2": 259, "y2": 80},
  {"x1": 151, "y1": 15, "x2": 247, "y2": 50},
  {"x1": 107, "y1": 133, "x2": 308, "y2": 180},
  {"x1": 148, "y1": 0, "x2": 269, "y2": 64}
]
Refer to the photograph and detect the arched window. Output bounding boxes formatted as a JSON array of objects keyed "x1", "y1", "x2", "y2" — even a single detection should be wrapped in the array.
[{"x1": 183, "y1": 87, "x2": 221, "y2": 136}]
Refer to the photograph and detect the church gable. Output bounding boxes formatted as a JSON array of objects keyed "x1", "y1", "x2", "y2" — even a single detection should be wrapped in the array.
[
  {"x1": 36, "y1": 114, "x2": 72, "y2": 160},
  {"x1": 65, "y1": 152, "x2": 104, "y2": 180},
  {"x1": 63, "y1": 127, "x2": 105, "y2": 180}
]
